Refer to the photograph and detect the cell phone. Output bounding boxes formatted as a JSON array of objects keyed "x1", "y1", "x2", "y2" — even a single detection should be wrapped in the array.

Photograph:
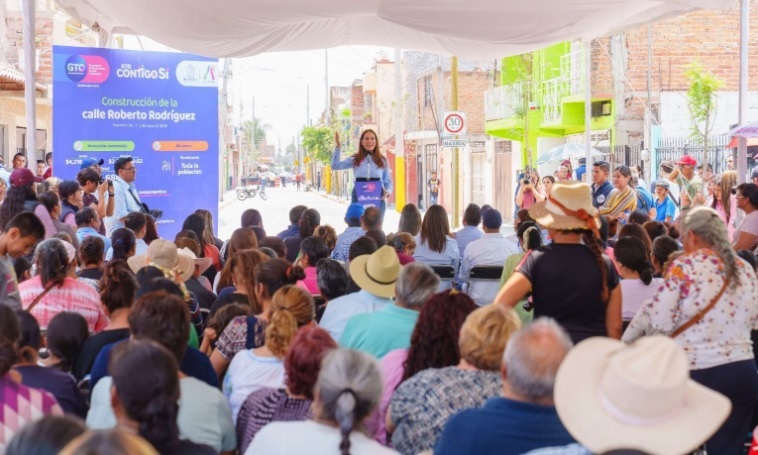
[{"x1": 107, "y1": 180, "x2": 113, "y2": 187}]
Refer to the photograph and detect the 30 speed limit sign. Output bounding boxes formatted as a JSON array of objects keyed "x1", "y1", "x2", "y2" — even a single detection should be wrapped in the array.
[{"x1": 443, "y1": 111, "x2": 466, "y2": 136}]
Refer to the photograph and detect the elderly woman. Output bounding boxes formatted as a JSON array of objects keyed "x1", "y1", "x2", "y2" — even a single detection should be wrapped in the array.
[
  {"x1": 235, "y1": 326, "x2": 337, "y2": 453},
  {"x1": 732, "y1": 183, "x2": 758, "y2": 252},
  {"x1": 18, "y1": 239, "x2": 106, "y2": 332},
  {"x1": 623, "y1": 206, "x2": 758, "y2": 455},
  {"x1": 387, "y1": 305, "x2": 521, "y2": 455},
  {"x1": 495, "y1": 181, "x2": 622, "y2": 344},
  {"x1": 247, "y1": 348, "x2": 396, "y2": 454}
]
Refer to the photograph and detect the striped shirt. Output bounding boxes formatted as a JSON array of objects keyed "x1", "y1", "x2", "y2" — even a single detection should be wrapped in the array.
[
  {"x1": 599, "y1": 187, "x2": 637, "y2": 219},
  {"x1": 1, "y1": 375, "x2": 63, "y2": 452},
  {"x1": 236, "y1": 388, "x2": 312, "y2": 453},
  {"x1": 19, "y1": 276, "x2": 108, "y2": 333}
]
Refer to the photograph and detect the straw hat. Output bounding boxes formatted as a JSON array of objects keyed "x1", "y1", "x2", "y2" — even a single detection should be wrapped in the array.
[
  {"x1": 554, "y1": 336, "x2": 730, "y2": 455},
  {"x1": 127, "y1": 239, "x2": 194, "y2": 282},
  {"x1": 348, "y1": 245, "x2": 401, "y2": 298},
  {"x1": 528, "y1": 181, "x2": 600, "y2": 231},
  {"x1": 177, "y1": 247, "x2": 213, "y2": 275}
]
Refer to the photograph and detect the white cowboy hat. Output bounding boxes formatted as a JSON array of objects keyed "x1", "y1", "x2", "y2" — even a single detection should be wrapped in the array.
[
  {"x1": 528, "y1": 181, "x2": 601, "y2": 231},
  {"x1": 177, "y1": 247, "x2": 213, "y2": 275},
  {"x1": 555, "y1": 336, "x2": 730, "y2": 455},
  {"x1": 348, "y1": 245, "x2": 401, "y2": 299},
  {"x1": 127, "y1": 239, "x2": 194, "y2": 282}
]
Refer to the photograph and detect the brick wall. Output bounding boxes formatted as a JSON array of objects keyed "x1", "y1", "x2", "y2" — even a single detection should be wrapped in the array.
[
  {"x1": 591, "y1": 0, "x2": 758, "y2": 145},
  {"x1": 414, "y1": 69, "x2": 496, "y2": 135},
  {"x1": 3, "y1": 13, "x2": 54, "y2": 86}
]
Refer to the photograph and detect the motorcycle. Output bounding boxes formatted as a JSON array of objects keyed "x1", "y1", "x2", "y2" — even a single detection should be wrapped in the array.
[{"x1": 236, "y1": 184, "x2": 268, "y2": 201}]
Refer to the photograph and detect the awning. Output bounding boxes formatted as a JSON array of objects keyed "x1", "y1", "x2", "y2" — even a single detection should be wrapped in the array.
[
  {"x1": 0, "y1": 61, "x2": 47, "y2": 92},
  {"x1": 56, "y1": 0, "x2": 736, "y2": 59}
]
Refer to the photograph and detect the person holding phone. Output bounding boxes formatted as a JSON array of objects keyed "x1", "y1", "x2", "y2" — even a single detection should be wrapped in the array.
[
  {"x1": 331, "y1": 130, "x2": 393, "y2": 218},
  {"x1": 515, "y1": 168, "x2": 545, "y2": 210}
]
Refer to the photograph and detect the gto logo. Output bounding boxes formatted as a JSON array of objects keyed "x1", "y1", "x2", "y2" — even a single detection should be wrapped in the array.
[{"x1": 64, "y1": 55, "x2": 87, "y2": 82}]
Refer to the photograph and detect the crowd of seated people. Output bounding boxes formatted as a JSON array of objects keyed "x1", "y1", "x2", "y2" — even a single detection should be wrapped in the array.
[{"x1": 0, "y1": 176, "x2": 756, "y2": 455}]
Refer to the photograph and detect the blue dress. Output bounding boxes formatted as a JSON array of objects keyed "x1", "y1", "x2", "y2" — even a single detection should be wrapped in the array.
[{"x1": 331, "y1": 147, "x2": 393, "y2": 215}]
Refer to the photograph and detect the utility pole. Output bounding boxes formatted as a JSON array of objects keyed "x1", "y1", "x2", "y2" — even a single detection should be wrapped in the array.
[
  {"x1": 22, "y1": 0, "x2": 36, "y2": 160},
  {"x1": 325, "y1": 50, "x2": 330, "y2": 124},
  {"x1": 738, "y1": 0, "x2": 749, "y2": 183},
  {"x1": 451, "y1": 56, "x2": 460, "y2": 229},
  {"x1": 394, "y1": 48, "x2": 405, "y2": 211}
]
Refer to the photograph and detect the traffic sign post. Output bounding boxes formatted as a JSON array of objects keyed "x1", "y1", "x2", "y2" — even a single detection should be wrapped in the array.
[
  {"x1": 442, "y1": 139, "x2": 467, "y2": 148},
  {"x1": 443, "y1": 111, "x2": 467, "y2": 136}
]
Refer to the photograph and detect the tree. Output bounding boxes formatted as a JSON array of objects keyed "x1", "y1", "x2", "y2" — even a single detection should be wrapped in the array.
[
  {"x1": 300, "y1": 126, "x2": 335, "y2": 164},
  {"x1": 241, "y1": 119, "x2": 267, "y2": 162},
  {"x1": 685, "y1": 62, "x2": 723, "y2": 153}
]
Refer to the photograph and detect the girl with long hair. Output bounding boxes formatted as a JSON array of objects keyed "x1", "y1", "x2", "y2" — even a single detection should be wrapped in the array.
[
  {"x1": 398, "y1": 204, "x2": 422, "y2": 236},
  {"x1": 331, "y1": 129, "x2": 394, "y2": 218},
  {"x1": 412, "y1": 205, "x2": 459, "y2": 272},
  {"x1": 182, "y1": 213, "x2": 221, "y2": 281},
  {"x1": 210, "y1": 258, "x2": 305, "y2": 377},
  {"x1": 223, "y1": 285, "x2": 315, "y2": 421},
  {"x1": 496, "y1": 181, "x2": 622, "y2": 344},
  {"x1": 613, "y1": 237, "x2": 661, "y2": 326},
  {"x1": 110, "y1": 228, "x2": 136, "y2": 261},
  {"x1": 209, "y1": 248, "x2": 270, "y2": 316},
  {"x1": 709, "y1": 171, "x2": 738, "y2": 238}
]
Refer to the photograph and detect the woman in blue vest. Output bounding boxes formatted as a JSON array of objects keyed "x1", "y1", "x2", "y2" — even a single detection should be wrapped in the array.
[
  {"x1": 58, "y1": 180, "x2": 83, "y2": 227},
  {"x1": 331, "y1": 130, "x2": 393, "y2": 217}
]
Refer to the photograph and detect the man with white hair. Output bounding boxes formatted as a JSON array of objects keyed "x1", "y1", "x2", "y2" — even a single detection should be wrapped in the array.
[
  {"x1": 339, "y1": 262, "x2": 440, "y2": 358},
  {"x1": 434, "y1": 318, "x2": 575, "y2": 455}
]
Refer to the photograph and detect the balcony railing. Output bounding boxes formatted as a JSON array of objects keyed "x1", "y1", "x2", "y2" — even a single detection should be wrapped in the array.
[{"x1": 484, "y1": 83, "x2": 524, "y2": 121}]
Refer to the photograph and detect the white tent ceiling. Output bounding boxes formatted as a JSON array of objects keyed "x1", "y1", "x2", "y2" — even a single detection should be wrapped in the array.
[{"x1": 56, "y1": 0, "x2": 735, "y2": 59}]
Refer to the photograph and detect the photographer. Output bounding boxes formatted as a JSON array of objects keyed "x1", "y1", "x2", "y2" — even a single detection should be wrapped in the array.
[
  {"x1": 515, "y1": 168, "x2": 545, "y2": 210},
  {"x1": 104, "y1": 157, "x2": 145, "y2": 236},
  {"x1": 77, "y1": 167, "x2": 114, "y2": 236}
]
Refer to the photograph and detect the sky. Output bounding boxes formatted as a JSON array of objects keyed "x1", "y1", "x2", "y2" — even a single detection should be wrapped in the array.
[
  {"x1": 121, "y1": 36, "x2": 392, "y2": 152},
  {"x1": 230, "y1": 46, "x2": 393, "y2": 151}
]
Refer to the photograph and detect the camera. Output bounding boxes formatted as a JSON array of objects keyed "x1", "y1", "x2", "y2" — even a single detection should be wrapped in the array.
[
  {"x1": 522, "y1": 178, "x2": 531, "y2": 185},
  {"x1": 107, "y1": 179, "x2": 113, "y2": 187}
]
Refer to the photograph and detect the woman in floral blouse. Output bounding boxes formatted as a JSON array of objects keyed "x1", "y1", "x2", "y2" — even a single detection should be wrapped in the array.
[{"x1": 623, "y1": 206, "x2": 758, "y2": 455}]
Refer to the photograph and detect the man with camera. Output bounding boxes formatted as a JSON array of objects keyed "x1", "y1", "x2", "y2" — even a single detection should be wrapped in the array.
[
  {"x1": 104, "y1": 156, "x2": 147, "y2": 236},
  {"x1": 666, "y1": 155, "x2": 704, "y2": 209},
  {"x1": 77, "y1": 160, "x2": 114, "y2": 236}
]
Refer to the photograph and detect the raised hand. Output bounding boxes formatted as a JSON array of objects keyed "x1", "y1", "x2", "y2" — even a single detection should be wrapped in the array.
[{"x1": 335, "y1": 131, "x2": 341, "y2": 149}]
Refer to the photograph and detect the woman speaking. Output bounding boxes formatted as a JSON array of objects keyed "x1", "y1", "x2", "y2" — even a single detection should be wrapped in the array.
[{"x1": 331, "y1": 130, "x2": 393, "y2": 217}]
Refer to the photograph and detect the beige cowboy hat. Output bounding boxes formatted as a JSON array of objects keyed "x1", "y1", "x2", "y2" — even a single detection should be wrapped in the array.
[
  {"x1": 555, "y1": 336, "x2": 730, "y2": 455},
  {"x1": 127, "y1": 239, "x2": 194, "y2": 282},
  {"x1": 349, "y1": 245, "x2": 401, "y2": 298},
  {"x1": 528, "y1": 181, "x2": 601, "y2": 230},
  {"x1": 177, "y1": 247, "x2": 213, "y2": 275}
]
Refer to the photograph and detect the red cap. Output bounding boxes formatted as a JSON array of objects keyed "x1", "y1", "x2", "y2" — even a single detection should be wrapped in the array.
[
  {"x1": 10, "y1": 168, "x2": 35, "y2": 187},
  {"x1": 677, "y1": 155, "x2": 697, "y2": 166}
]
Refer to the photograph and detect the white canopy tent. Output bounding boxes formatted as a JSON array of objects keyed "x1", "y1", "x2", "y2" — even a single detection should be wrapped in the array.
[
  {"x1": 55, "y1": 0, "x2": 734, "y2": 59},
  {"x1": 23, "y1": 0, "x2": 745, "y2": 178}
]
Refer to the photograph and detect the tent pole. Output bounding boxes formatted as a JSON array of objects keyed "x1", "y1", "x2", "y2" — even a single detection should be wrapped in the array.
[
  {"x1": 738, "y1": 0, "x2": 749, "y2": 183},
  {"x1": 22, "y1": 0, "x2": 36, "y2": 161},
  {"x1": 584, "y1": 39, "x2": 592, "y2": 179}
]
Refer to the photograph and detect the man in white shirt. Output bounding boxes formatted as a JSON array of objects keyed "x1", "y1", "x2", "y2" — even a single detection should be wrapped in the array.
[
  {"x1": 105, "y1": 211, "x2": 149, "y2": 260},
  {"x1": 319, "y1": 246, "x2": 400, "y2": 341},
  {"x1": 104, "y1": 157, "x2": 144, "y2": 235},
  {"x1": 460, "y1": 208, "x2": 519, "y2": 306}
]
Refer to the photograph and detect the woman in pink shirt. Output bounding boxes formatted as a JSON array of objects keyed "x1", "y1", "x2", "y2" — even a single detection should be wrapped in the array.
[
  {"x1": 19, "y1": 239, "x2": 107, "y2": 333},
  {"x1": 709, "y1": 172, "x2": 738, "y2": 239},
  {"x1": 296, "y1": 236, "x2": 330, "y2": 295}
]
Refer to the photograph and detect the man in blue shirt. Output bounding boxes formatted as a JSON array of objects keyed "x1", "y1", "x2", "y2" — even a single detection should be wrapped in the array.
[
  {"x1": 75, "y1": 206, "x2": 112, "y2": 252},
  {"x1": 574, "y1": 158, "x2": 587, "y2": 182},
  {"x1": 332, "y1": 203, "x2": 365, "y2": 262},
  {"x1": 276, "y1": 205, "x2": 307, "y2": 239},
  {"x1": 632, "y1": 173, "x2": 654, "y2": 216},
  {"x1": 339, "y1": 263, "x2": 440, "y2": 358},
  {"x1": 455, "y1": 203, "x2": 483, "y2": 258},
  {"x1": 435, "y1": 318, "x2": 575, "y2": 455},
  {"x1": 591, "y1": 161, "x2": 613, "y2": 208},
  {"x1": 652, "y1": 179, "x2": 676, "y2": 223}
]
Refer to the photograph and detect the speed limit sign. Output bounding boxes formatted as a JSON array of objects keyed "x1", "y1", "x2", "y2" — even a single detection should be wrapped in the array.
[{"x1": 443, "y1": 111, "x2": 466, "y2": 136}]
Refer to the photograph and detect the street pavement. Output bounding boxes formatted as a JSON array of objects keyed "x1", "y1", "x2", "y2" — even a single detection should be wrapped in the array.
[{"x1": 218, "y1": 185, "x2": 401, "y2": 240}]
